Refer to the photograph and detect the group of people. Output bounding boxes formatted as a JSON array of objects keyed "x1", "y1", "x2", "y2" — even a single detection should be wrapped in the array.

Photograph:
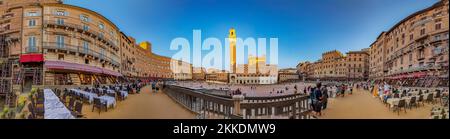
[
  {"x1": 307, "y1": 82, "x2": 362, "y2": 117},
  {"x1": 118, "y1": 82, "x2": 145, "y2": 94},
  {"x1": 371, "y1": 82, "x2": 396, "y2": 102},
  {"x1": 269, "y1": 87, "x2": 290, "y2": 94},
  {"x1": 150, "y1": 80, "x2": 166, "y2": 92},
  {"x1": 308, "y1": 82, "x2": 330, "y2": 116},
  {"x1": 336, "y1": 84, "x2": 353, "y2": 97},
  {"x1": 231, "y1": 88, "x2": 243, "y2": 96}
]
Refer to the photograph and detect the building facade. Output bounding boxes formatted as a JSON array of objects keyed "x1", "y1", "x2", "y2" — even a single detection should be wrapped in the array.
[
  {"x1": 0, "y1": 0, "x2": 123, "y2": 92},
  {"x1": 298, "y1": 49, "x2": 370, "y2": 81},
  {"x1": 119, "y1": 34, "x2": 138, "y2": 78},
  {"x1": 171, "y1": 59, "x2": 192, "y2": 80},
  {"x1": 0, "y1": 0, "x2": 190, "y2": 105},
  {"x1": 192, "y1": 67, "x2": 206, "y2": 81},
  {"x1": 119, "y1": 39, "x2": 176, "y2": 81},
  {"x1": 230, "y1": 55, "x2": 278, "y2": 84},
  {"x1": 278, "y1": 68, "x2": 299, "y2": 82},
  {"x1": 369, "y1": 0, "x2": 449, "y2": 86},
  {"x1": 150, "y1": 53, "x2": 173, "y2": 79},
  {"x1": 296, "y1": 61, "x2": 312, "y2": 80},
  {"x1": 346, "y1": 50, "x2": 370, "y2": 80},
  {"x1": 206, "y1": 70, "x2": 229, "y2": 84}
]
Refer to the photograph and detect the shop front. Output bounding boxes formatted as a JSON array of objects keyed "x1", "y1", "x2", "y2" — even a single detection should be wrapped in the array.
[{"x1": 44, "y1": 60, "x2": 122, "y2": 86}]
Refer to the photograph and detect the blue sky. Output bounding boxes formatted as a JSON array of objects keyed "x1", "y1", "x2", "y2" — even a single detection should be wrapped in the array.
[{"x1": 65, "y1": 0, "x2": 439, "y2": 68}]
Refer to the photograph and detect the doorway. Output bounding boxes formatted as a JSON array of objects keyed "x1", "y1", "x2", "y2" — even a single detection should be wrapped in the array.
[{"x1": 23, "y1": 76, "x2": 33, "y2": 93}]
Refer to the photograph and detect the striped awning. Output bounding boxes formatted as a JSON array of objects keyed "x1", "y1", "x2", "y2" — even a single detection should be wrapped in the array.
[
  {"x1": 45, "y1": 61, "x2": 122, "y2": 76},
  {"x1": 102, "y1": 68, "x2": 122, "y2": 77},
  {"x1": 45, "y1": 60, "x2": 102, "y2": 73}
]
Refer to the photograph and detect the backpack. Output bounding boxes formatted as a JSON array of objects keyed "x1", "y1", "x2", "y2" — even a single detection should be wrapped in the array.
[
  {"x1": 314, "y1": 88, "x2": 322, "y2": 101},
  {"x1": 310, "y1": 89, "x2": 316, "y2": 100}
]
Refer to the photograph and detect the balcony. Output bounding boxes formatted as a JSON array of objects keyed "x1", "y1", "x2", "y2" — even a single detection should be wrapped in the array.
[
  {"x1": 408, "y1": 45, "x2": 414, "y2": 52},
  {"x1": 0, "y1": 28, "x2": 20, "y2": 34},
  {"x1": 432, "y1": 47, "x2": 444, "y2": 57},
  {"x1": 417, "y1": 55, "x2": 425, "y2": 61},
  {"x1": 43, "y1": 20, "x2": 118, "y2": 51},
  {"x1": 430, "y1": 35, "x2": 447, "y2": 43},
  {"x1": 23, "y1": 46, "x2": 41, "y2": 54},
  {"x1": 42, "y1": 42, "x2": 120, "y2": 67},
  {"x1": 411, "y1": 18, "x2": 432, "y2": 29}
]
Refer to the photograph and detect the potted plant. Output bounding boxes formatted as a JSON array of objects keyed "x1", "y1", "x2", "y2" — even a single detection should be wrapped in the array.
[
  {"x1": 1, "y1": 107, "x2": 9, "y2": 119},
  {"x1": 28, "y1": 88, "x2": 37, "y2": 100}
]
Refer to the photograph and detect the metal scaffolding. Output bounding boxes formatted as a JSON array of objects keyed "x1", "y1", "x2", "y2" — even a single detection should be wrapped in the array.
[{"x1": 0, "y1": 34, "x2": 14, "y2": 107}]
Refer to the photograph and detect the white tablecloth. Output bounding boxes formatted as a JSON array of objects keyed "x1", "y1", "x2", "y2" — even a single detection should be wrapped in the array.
[
  {"x1": 71, "y1": 89, "x2": 98, "y2": 103},
  {"x1": 408, "y1": 91, "x2": 420, "y2": 96},
  {"x1": 44, "y1": 89, "x2": 75, "y2": 119},
  {"x1": 387, "y1": 92, "x2": 436, "y2": 107},
  {"x1": 387, "y1": 97, "x2": 415, "y2": 108},
  {"x1": 100, "y1": 88, "x2": 128, "y2": 99},
  {"x1": 430, "y1": 107, "x2": 449, "y2": 119},
  {"x1": 98, "y1": 88, "x2": 115, "y2": 94},
  {"x1": 98, "y1": 96, "x2": 116, "y2": 108},
  {"x1": 120, "y1": 91, "x2": 128, "y2": 98},
  {"x1": 71, "y1": 89, "x2": 118, "y2": 107}
]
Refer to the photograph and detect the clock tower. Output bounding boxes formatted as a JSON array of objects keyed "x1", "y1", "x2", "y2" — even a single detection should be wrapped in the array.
[{"x1": 229, "y1": 28, "x2": 237, "y2": 73}]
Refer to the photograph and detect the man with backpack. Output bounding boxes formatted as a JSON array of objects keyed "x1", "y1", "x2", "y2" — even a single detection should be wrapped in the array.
[
  {"x1": 321, "y1": 85, "x2": 329, "y2": 110},
  {"x1": 312, "y1": 82, "x2": 323, "y2": 116}
]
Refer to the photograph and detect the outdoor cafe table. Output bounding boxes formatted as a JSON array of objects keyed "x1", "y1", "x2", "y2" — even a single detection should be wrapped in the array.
[
  {"x1": 386, "y1": 98, "x2": 410, "y2": 108},
  {"x1": 408, "y1": 91, "x2": 420, "y2": 96},
  {"x1": 102, "y1": 88, "x2": 129, "y2": 99},
  {"x1": 112, "y1": 87, "x2": 129, "y2": 98},
  {"x1": 430, "y1": 107, "x2": 449, "y2": 119},
  {"x1": 98, "y1": 95, "x2": 116, "y2": 108},
  {"x1": 386, "y1": 92, "x2": 437, "y2": 107},
  {"x1": 71, "y1": 89, "x2": 97, "y2": 103},
  {"x1": 119, "y1": 90, "x2": 128, "y2": 99},
  {"x1": 71, "y1": 89, "x2": 116, "y2": 106},
  {"x1": 43, "y1": 89, "x2": 75, "y2": 119},
  {"x1": 98, "y1": 88, "x2": 115, "y2": 94}
]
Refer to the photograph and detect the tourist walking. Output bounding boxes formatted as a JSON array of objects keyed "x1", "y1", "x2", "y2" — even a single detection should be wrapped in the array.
[
  {"x1": 336, "y1": 86, "x2": 341, "y2": 96},
  {"x1": 309, "y1": 87, "x2": 316, "y2": 112},
  {"x1": 313, "y1": 83, "x2": 323, "y2": 116},
  {"x1": 341, "y1": 85, "x2": 346, "y2": 97},
  {"x1": 321, "y1": 85, "x2": 329, "y2": 110},
  {"x1": 350, "y1": 85, "x2": 353, "y2": 95}
]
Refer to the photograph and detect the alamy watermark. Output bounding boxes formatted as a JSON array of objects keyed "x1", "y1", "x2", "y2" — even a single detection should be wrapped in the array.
[{"x1": 169, "y1": 29, "x2": 279, "y2": 74}]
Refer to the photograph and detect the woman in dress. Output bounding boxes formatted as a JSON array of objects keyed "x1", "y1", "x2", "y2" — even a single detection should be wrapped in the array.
[{"x1": 372, "y1": 84, "x2": 379, "y2": 97}]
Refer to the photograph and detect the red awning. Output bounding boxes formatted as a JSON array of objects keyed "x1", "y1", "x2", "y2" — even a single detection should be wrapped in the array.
[
  {"x1": 413, "y1": 72, "x2": 427, "y2": 78},
  {"x1": 20, "y1": 54, "x2": 44, "y2": 63},
  {"x1": 45, "y1": 60, "x2": 122, "y2": 77},
  {"x1": 102, "y1": 68, "x2": 123, "y2": 77},
  {"x1": 45, "y1": 61, "x2": 102, "y2": 74}
]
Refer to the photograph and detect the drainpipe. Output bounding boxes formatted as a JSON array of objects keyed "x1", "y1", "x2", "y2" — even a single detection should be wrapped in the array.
[{"x1": 41, "y1": 4, "x2": 45, "y2": 87}]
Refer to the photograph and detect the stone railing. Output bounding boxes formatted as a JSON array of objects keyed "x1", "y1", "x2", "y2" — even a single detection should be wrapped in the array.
[{"x1": 164, "y1": 85, "x2": 312, "y2": 119}]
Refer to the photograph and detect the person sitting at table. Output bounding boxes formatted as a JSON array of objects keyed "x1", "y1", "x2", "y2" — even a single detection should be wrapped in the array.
[
  {"x1": 136, "y1": 84, "x2": 141, "y2": 94},
  {"x1": 393, "y1": 88, "x2": 399, "y2": 95},
  {"x1": 126, "y1": 85, "x2": 132, "y2": 93}
]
